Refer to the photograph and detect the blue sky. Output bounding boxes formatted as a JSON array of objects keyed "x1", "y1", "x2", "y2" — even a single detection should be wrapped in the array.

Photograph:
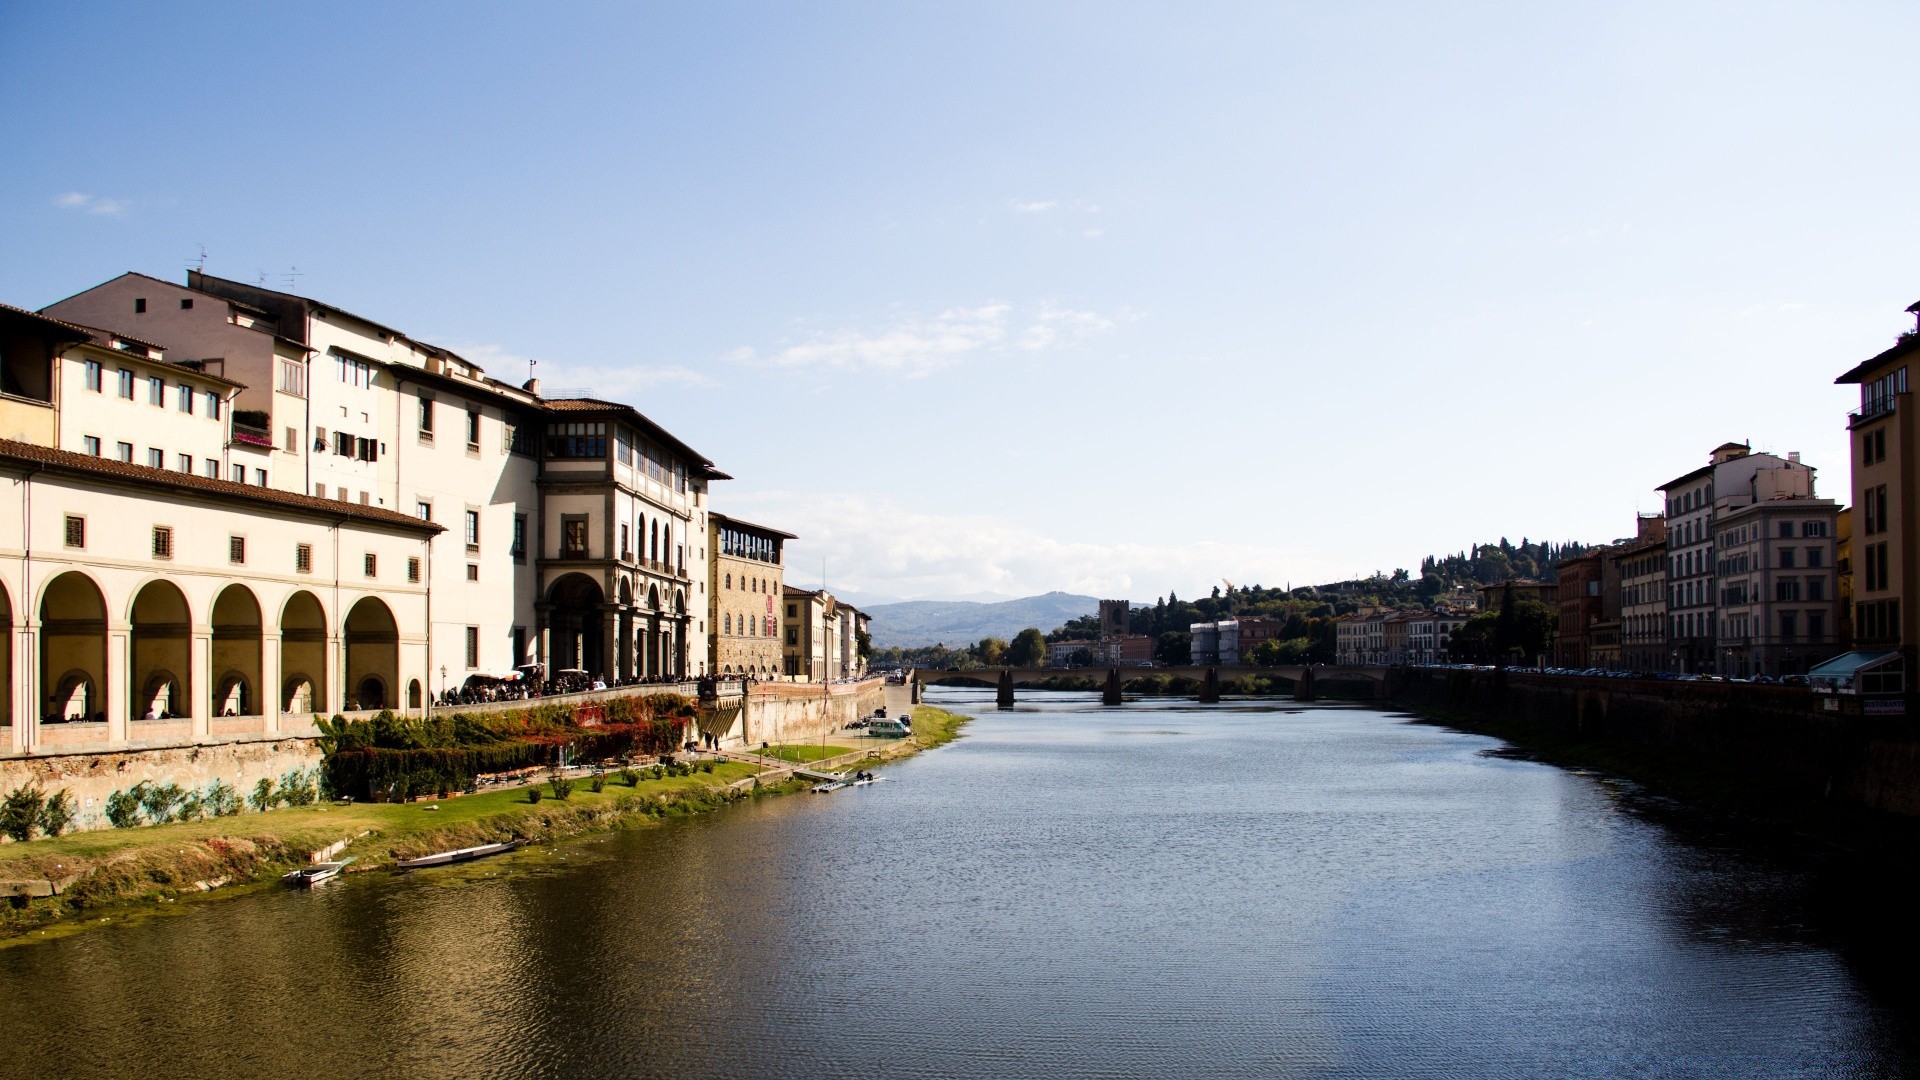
[{"x1": 5, "y1": 3, "x2": 1918, "y2": 603}]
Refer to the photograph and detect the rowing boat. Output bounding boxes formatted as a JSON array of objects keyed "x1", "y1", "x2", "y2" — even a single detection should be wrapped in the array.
[
  {"x1": 284, "y1": 858, "x2": 354, "y2": 887},
  {"x1": 393, "y1": 840, "x2": 523, "y2": 870}
]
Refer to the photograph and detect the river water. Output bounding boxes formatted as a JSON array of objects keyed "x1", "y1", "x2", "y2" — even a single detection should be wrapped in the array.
[{"x1": 0, "y1": 690, "x2": 1911, "y2": 1078}]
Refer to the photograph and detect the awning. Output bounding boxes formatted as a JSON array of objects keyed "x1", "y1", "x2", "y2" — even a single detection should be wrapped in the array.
[{"x1": 1808, "y1": 650, "x2": 1903, "y2": 694}]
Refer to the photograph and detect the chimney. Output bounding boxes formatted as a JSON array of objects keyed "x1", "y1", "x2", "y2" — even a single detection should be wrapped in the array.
[
  {"x1": 522, "y1": 377, "x2": 541, "y2": 397},
  {"x1": 1789, "y1": 451, "x2": 1801, "y2": 464}
]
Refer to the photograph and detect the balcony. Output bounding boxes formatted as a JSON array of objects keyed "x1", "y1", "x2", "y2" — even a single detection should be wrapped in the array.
[{"x1": 1849, "y1": 396, "x2": 1896, "y2": 428}]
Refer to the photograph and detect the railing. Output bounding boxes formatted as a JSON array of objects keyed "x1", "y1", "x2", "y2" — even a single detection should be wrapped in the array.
[{"x1": 1850, "y1": 396, "x2": 1896, "y2": 426}]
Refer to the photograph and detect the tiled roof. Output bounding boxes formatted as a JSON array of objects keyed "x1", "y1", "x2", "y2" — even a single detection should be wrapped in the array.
[
  {"x1": 0, "y1": 300, "x2": 91, "y2": 341},
  {"x1": 710, "y1": 511, "x2": 798, "y2": 540},
  {"x1": 0, "y1": 438, "x2": 444, "y2": 533}
]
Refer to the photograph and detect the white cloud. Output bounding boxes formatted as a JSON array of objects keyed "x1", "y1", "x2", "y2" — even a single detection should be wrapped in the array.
[
  {"x1": 1082, "y1": 227, "x2": 1105, "y2": 239},
  {"x1": 53, "y1": 192, "x2": 128, "y2": 216},
  {"x1": 721, "y1": 490, "x2": 1349, "y2": 605},
  {"x1": 731, "y1": 301, "x2": 1123, "y2": 376},
  {"x1": 1011, "y1": 199, "x2": 1057, "y2": 213},
  {"x1": 440, "y1": 341, "x2": 718, "y2": 400}
]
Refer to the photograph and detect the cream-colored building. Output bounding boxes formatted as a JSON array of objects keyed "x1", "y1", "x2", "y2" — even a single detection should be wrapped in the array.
[
  {"x1": 709, "y1": 513, "x2": 793, "y2": 677},
  {"x1": 781, "y1": 587, "x2": 869, "y2": 681}
]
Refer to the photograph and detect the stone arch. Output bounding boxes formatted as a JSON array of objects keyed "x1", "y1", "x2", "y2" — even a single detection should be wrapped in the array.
[
  {"x1": 408, "y1": 679, "x2": 423, "y2": 710},
  {"x1": 548, "y1": 573, "x2": 605, "y2": 675},
  {"x1": 616, "y1": 577, "x2": 635, "y2": 681},
  {"x1": 280, "y1": 590, "x2": 327, "y2": 714},
  {"x1": 344, "y1": 596, "x2": 398, "y2": 711},
  {"x1": 40, "y1": 572, "x2": 106, "y2": 724},
  {"x1": 129, "y1": 579, "x2": 191, "y2": 722},
  {"x1": 211, "y1": 584, "x2": 263, "y2": 717}
]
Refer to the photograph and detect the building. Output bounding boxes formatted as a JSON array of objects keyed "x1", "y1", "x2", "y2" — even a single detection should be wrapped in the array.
[
  {"x1": 1833, "y1": 308, "x2": 1917, "y2": 683},
  {"x1": 1474, "y1": 579, "x2": 1558, "y2": 612},
  {"x1": 42, "y1": 271, "x2": 726, "y2": 689},
  {"x1": 0, "y1": 304, "x2": 442, "y2": 751},
  {"x1": 1098, "y1": 599, "x2": 1131, "y2": 639},
  {"x1": 1189, "y1": 616, "x2": 1288, "y2": 666},
  {"x1": 782, "y1": 588, "x2": 868, "y2": 681},
  {"x1": 1711, "y1": 494, "x2": 1839, "y2": 677},
  {"x1": 1554, "y1": 552, "x2": 1606, "y2": 668},
  {"x1": 1613, "y1": 518, "x2": 1669, "y2": 673},
  {"x1": 1335, "y1": 613, "x2": 1366, "y2": 666},
  {"x1": 708, "y1": 514, "x2": 794, "y2": 677},
  {"x1": 1657, "y1": 442, "x2": 1810, "y2": 674},
  {"x1": 1406, "y1": 609, "x2": 1469, "y2": 665},
  {"x1": 1382, "y1": 612, "x2": 1413, "y2": 665}
]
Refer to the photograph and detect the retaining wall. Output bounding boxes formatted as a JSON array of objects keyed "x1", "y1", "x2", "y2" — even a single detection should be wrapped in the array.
[{"x1": 1388, "y1": 667, "x2": 1920, "y2": 816}]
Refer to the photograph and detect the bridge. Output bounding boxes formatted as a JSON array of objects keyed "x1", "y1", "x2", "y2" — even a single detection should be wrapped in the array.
[{"x1": 908, "y1": 665, "x2": 1389, "y2": 707}]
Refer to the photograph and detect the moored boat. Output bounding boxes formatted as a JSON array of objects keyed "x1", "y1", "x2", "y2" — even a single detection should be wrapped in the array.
[
  {"x1": 393, "y1": 840, "x2": 524, "y2": 870},
  {"x1": 283, "y1": 858, "x2": 354, "y2": 888}
]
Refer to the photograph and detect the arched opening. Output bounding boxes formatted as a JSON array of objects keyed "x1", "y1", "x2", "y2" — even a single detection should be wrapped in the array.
[
  {"x1": 210, "y1": 585, "x2": 263, "y2": 717},
  {"x1": 548, "y1": 574, "x2": 605, "y2": 677},
  {"x1": 616, "y1": 578, "x2": 635, "y2": 681},
  {"x1": 129, "y1": 579, "x2": 192, "y2": 722},
  {"x1": 672, "y1": 590, "x2": 688, "y2": 679},
  {"x1": 344, "y1": 597, "x2": 398, "y2": 712},
  {"x1": 408, "y1": 679, "x2": 423, "y2": 709},
  {"x1": 0, "y1": 583, "x2": 12, "y2": 730},
  {"x1": 40, "y1": 572, "x2": 106, "y2": 725},
  {"x1": 281, "y1": 590, "x2": 327, "y2": 715}
]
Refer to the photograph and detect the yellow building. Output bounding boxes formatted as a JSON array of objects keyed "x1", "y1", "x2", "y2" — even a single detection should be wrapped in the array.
[{"x1": 707, "y1": 513, "x2": 793, "y2": 677}]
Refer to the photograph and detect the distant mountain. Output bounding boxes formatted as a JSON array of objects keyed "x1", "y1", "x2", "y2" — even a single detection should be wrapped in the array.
[{"x1": 865, "y1": 591, "x2": 1101, "y2": 648}]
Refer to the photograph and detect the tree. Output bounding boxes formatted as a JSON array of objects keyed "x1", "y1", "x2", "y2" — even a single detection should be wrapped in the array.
[
  {"x1": 975, "y1": 637, "x2": 1008, "y2": 666},
  {"x1": 1156, "y1": 631, "x2": 1190, "y2": 665},
  {"x1": 1007, "y1": 628, "x2": 1048, "y2": 667}
]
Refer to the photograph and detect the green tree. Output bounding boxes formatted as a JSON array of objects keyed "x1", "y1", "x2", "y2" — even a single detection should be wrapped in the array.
[
  {"x1": 1007, "y1": 628, "x2": 1048, "y2": 667},
  {"x1": 975, "y1": 637, "x2": 1008, "y2": 666}
]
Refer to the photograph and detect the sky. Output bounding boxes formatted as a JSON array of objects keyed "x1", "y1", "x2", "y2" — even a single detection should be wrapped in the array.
[{"x1": 5, "y1": 2, "x2": 1918, "y2": 605}]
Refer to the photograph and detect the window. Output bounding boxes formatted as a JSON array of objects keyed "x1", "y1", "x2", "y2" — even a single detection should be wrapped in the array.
[
  {"x1": 407, "y1": 557, "x2": 421, "y2": 583},
  {"x1": 1867, "y1": 485, "x2": 1889, "y2": 535},
  {"x1": 724, "y1": 614, "x2": 732, "y2": 634},
  {"x1": 254, "y1": 468, "x2": 267, "y2": 486},
  {"x1": 231, "y1": 464, "x2": 245, "y2": 483},
  {"x1": 1776, "y1": 579, "x2": 1801, "y2": 602},
  {"x1": 1805, "y1": 520, "x2": 1828, "y2": 538},
  {"x1": 466, "y1": 408, "x2": 481, "y2": 447},
  {"x1": 466, "y1": 563, "x2": 479, "y2": 582},
  {"x1": 1780, "y1": 612, "x2": 1798, "y2": 641},
  {"x1": 787, "y1": 604, "x2": 797, "y2": 618},
  {"x1": 178, "y1": 384, "x2": 194, "y2": 414},
  {"x1": 418, "y1": 395, "x2": 434, "y2": 437},
  {"x1": 207, "y1": 391, "x2": 221, "y2": 419},
  {"x1": 335, "y1": 354, "x2": 374, "y2": 387},
  {"x1": 116, "y1": 369, "x2": 133, "y2": 398},
  {"x1": 363, "y1": 553, "x2": 377, "y2": 577},
  {"x1": 620, "y1": 523, "x2": 630, "y2": 559},
  {"x1": 278, "y1": 358, "x2": 306, "y2": 397},
  {"x1": 464, "y1": 509, "x2": 479, "y2": 549},
  {"x1": 229, "y1": 536, "x2": 245, "y2": 564},
  {"x1": 512, "y1": 514, "x2": 527, "y2": 561},
  {"x1": 82, "y1": 436, "x2": 101, "y2": 456},
  {"x1": 546, "y1": 422, "x2": 607, "y2": 459},
  {"x1": 152, "y1": 525, "x2": 173, "y2": 560},
  {"x1": 465, "y1": 626, "x2": 480, "y2": 669},
  {"x1": 177, "y1": 453, "x2": 193, "y2": 473},
  {"x1": 134, "y1": 297, "x2": 146, "y2": 313},
  {"x1": 1808, "y1": 577, "x2": 1825, "y2": 601},
  {"x1": 180, "y1": 298, "x2": 192, "y2": 310},
  {"x1": 416, "y1": 500, "x2": 433, "y2": 522},
  {"x1": 148, "y1": 448, "x2": 163, "y2": 468},
  {"x1": 1808, "y1": 547, "x2": 1824, "y2": 568},
  {"x1": 286, "y1": 426, "x2": 299, "y2": 452},
  {"x1": 204, "y1": 458, "x2": 219, "y2": 478},
  {"x1": 335, "y1": 431, "x2": 352, "y2": 457},
  {"x1": 296, "y1": 543, "x2": 313, "y2": 573},
  {"x1": 1779, "y1": 548, "x2": 1796, "y2": 569},
  {"x1": 148, "y1": 376, "x2": 163, "y2": 405},
  {"x1": 1809, "y1": 612, "x2": 1826, "y2": 641},
  {"x1": 562, "y1": 515, "x2": 589, "y2": 557},
  {"x1": 116, "y1": 441, "x2": 132, "y2": 462},
  {"x1": 84, "y1": 360, "x2": 102, "y2": 392},
  {"x1": 507, "y1": 423, "x2": 534, "y2": 456},
  {"x1": 786, "y1": 628, "x2": 798, "y2": 645},
  {"x1": 64, "y1": 515, "x2": 84, "y2": 548},
  {"x1": 725, "y1": 573, "x2": 731, "y2": 589}
]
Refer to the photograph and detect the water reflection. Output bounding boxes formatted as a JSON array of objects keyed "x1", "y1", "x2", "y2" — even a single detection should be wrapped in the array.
[{"x1": 0, "y1": 689, "x2": 1907, "y2": 1078}]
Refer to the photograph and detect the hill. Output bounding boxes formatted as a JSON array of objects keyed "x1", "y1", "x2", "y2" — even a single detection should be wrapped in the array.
[{"x1": 863, "y1": 592, "x2": 1101, "y2": 648}]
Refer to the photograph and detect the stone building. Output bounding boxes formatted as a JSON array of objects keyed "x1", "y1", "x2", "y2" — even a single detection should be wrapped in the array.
[
  {"x1": 1711, "y1": 494, "x2": 1839, "y2": 677},
  {"x1": 1833, "y1": 306, "x2": 1918, "y2": 694},
  {"x1": 1613, "y1": 518, "x2": 1669, "y2": 673},
  {"x1": 708, "y1": 513, "x2": 793, "y2": 677}
]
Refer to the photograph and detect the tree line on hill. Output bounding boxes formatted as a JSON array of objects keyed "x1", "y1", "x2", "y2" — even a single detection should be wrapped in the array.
[{"x1": 866, "y1": 537, "x2": 1584, "y2": 671}]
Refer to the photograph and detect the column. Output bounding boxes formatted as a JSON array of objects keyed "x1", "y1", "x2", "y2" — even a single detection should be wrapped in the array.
[
  {"x1": 14, "y1": 626, "x2": 35, "y2": 754},
  {"x1": 191, "y1": 632, "x2": 212, "y2": 739},
  {"x1": 599, "y1": 605, "x2": 618, "y2": 681},
  {"x1": 332, "y1": 633, "x2": 348, "y2": 713},
  {"x1": 106, "y1": 628, "x2": 129, "y2": 744},
  {"x1": 263, "y1": 631, "x2": 283, "y2": 734}
]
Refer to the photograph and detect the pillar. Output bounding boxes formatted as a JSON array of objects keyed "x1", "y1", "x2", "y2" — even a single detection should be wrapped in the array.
[
  {"x1": 191, "y1": 632, "x2": 212, "y2": 738},
  {"x1": 910, "y1": 673, "x2": 923, "y2": 705},
  {"x1": 1199, "y1": 666, "x2": 1220, "y2": 704},
  {"x1": 263, "y1": 631, "x2": 283, "y2": 733},
  {"x1": 1103, "y1": 667, "x2": 1122, "y2": 706},
  {"x1": 14, "y1": 626, "x2": 35, "y2": 753},
  {"x1": 1292, "y1": 665, "x2": 1316, "y2": 702},
  {"x1": 997, "y1": 667, "x2": 1014, "y2": 710},
  {"x1": 106, "y1": 628, "x2": 129, "y2": 743},
  {"x1": 599, "y1": 605, "x2": 618, "y2": 682}
]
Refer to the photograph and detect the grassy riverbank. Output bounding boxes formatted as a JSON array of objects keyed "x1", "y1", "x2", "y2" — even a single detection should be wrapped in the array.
[{"x1": 0, "y1": 704, "x2": 973, "y2": 944}]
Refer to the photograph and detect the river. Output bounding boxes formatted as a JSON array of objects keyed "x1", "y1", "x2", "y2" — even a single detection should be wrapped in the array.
[{"x1": 0, "y1": 690, "x2": 1911, "y2": 1077}]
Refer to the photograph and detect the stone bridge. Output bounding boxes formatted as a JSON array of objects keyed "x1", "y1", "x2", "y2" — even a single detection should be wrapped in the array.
[{"x1": 908, "y1": 665, "x2": 1389, "y2": 708}]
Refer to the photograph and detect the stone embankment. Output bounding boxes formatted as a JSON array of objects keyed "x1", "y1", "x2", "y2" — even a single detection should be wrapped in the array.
[{"x1": 1387, "y1": 667, "x2": 1920, "y2": 820}]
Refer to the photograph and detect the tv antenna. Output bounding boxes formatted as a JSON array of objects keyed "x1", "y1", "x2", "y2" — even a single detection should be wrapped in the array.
[
  {"x1": 283, "y1": 266, "x2": 304, "y2": 289},
  {"x1": 186, "y1": 244, "x2": 207, "y2": 272}
]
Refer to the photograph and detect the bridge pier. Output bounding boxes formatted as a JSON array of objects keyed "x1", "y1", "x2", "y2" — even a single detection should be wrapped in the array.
[
  {"x1": 997, "y1": 668, "x2": 1015, "y2": 709},
  {"x1": 1102, "y1": 667, "x2": 1122, "y2": 706},
  {"x1": 1199, "y1": 666, "x2": 1220, "y2": 704},
  {"x1": 1292, "y1": 665, "x2": 1315, "y2": 702},
  {"x1": 910, "y1": 674, "x2": 923, "y2": 705}
]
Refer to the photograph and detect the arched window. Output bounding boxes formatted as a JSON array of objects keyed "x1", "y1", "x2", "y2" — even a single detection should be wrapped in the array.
[
  {"x1": 725, "y1": 573, "x2": 731, "y2": 589},
  {"x1": 724, "y1": 613, "x2": 731, "y2": 634}
]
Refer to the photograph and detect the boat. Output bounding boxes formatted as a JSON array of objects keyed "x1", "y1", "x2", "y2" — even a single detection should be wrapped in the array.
[
  {"x1": 283, "y1": 858, "x2": 354, "y2": 888},
  {"x1": 810, "y1": 780, "x2": 847, "y2": 794},
  {"x1": 393, "y1": 840, "x2": 524, "y2": 870}
]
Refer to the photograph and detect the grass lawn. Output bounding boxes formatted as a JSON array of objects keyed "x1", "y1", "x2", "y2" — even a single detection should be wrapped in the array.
[
  {"x1": 0, "y1": 760, "x2": 764, "y2": 869},
  {"x1": 905, "y1": 705, "x2": 969, "y2": 749},
  {"x1": 763, "y1": 743, "x2": 856, "y2": 764}
]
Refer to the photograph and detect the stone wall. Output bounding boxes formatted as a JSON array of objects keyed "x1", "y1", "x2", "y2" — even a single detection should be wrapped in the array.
[
  {"x1": 1388, "y1": 667, "x2": 1920, "y2": 816},
  {"x1": 0, "y1": 735, "x2": 322, "y2": 834},
  {"x1": 717, "y1": 679, "x2": 887, "y2": 749}
]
